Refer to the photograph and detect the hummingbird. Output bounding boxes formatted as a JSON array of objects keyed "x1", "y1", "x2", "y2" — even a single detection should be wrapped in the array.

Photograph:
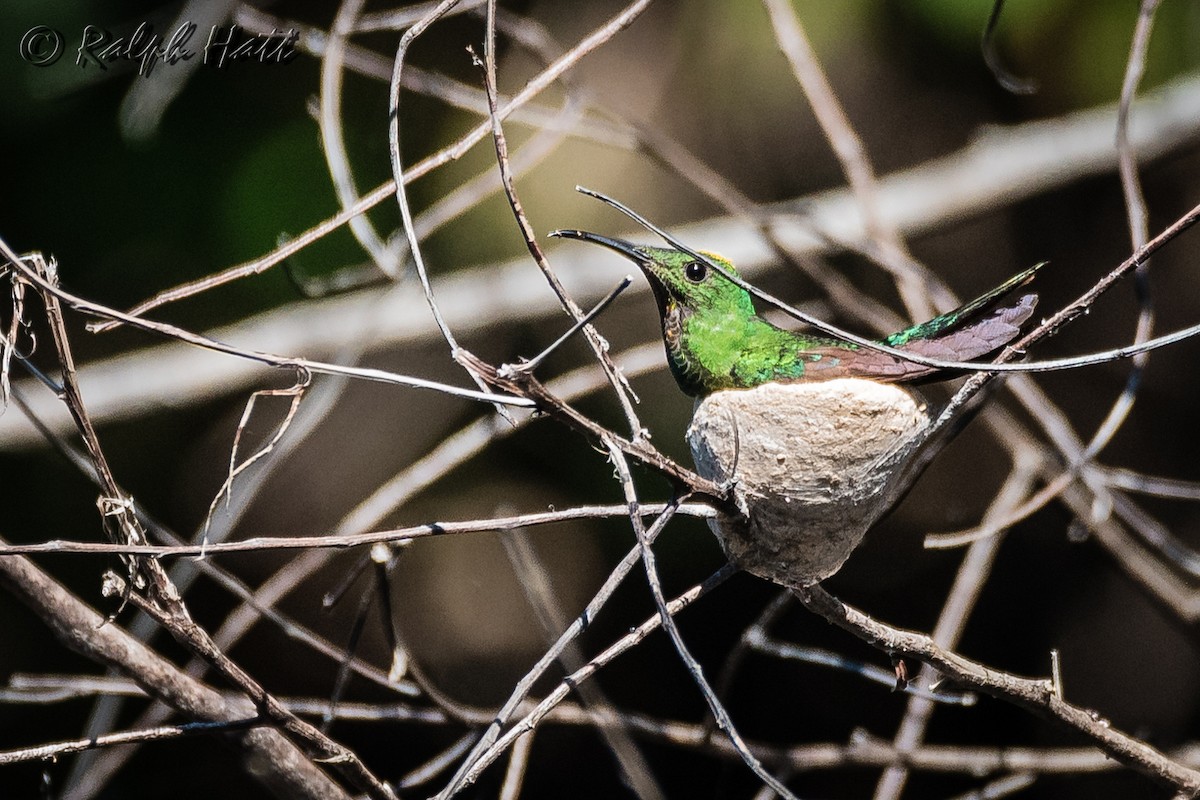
[{"x1": 550, "y1": 230, "x2": 1040, "y2": 398}]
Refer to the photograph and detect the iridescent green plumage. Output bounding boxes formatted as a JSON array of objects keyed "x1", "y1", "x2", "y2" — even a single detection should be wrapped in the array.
[{"x1": 552, "y1": 230, "x2": 1040, "y2": 398}]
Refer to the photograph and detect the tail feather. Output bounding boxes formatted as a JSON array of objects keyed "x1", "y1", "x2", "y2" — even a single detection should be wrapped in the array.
[
  {"x1": 895, "y1": 293, "x2": 1037, "y2": 370},
  {"x1": 798, "y1": 291, "x2": 1038, "y2": 384},
  {"x1": 784, "y1": 265, "x2": 1044, "y2": 385},
  {"x1": 885, "y1": 262, "x2": 1046, "y2": 348}
]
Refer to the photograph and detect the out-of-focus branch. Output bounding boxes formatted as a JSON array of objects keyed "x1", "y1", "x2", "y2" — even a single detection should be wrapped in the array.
[
  {"x1": 761, "y1": 0, "x2": 932, "y2": 320},
  {"x1": 6, "y1": 71, "x2": 1200, "y2": 448}
]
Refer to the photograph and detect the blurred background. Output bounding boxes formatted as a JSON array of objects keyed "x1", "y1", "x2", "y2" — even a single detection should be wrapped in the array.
[{"x1": 3, "y1": 1, "x2": 1200, "y2": 798}]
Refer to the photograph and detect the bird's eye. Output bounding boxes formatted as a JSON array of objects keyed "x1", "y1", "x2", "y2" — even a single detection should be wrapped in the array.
[{"x1": 684, "y1": 261, "x2": 708, "y2": 283}]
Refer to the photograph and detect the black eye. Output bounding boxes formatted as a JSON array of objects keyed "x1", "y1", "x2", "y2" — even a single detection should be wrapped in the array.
[{"x1": 684, "y1": 261, "x2": 708, "y2": 283}]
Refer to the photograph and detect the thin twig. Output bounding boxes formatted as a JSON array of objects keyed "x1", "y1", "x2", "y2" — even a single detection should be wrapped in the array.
[
  {"x1": 386, "y1": 0, "x2": 520, "y2": 422},
  {"x1": 398, "y1": 733, "x2": 479, "y2": 790},
  {"x1": 440, "y1": 564, "x2": 737, "y2": 796},
  {"x1": 605, "y1": 439, "x2": 800, "y2": 800},
  {"x1": 745, "y1": 631, "x2": 975, "y2": 706},
  {"x1": 476, "y1": 4, "x2": 644, "y2": 436},
  {"x1": 1083, "y1": 0, "x2": 1159, "y2": 461},
  {"x1": 0, "y1": 242, "x2": 533, "y2": 408},
  {"x1": 201, "y1": 374, "x2": 310, "y2": 549},
  {"x1": 981, "y1": 0, "x2": 1038, "y2": 94},
  {"x1": 944, "y1": 772, "x2": 1037, "y2": 800},
  {"x1": 510, "y1": 277, "x2": 632, "y2": 374},
  {"x1": 874, "y1": 452, "x2": 1039, "y2": 800},
  {"x1": 1104, "y1": 467, "x2": 1200, "y2": 501},
  {"x1": 320, "y1": 0, "x2": 400, "y2": 277},
  {"x1": 0, "y1": 503, "x2": 714, "y2": 557},
  {"x1": 500, "y1": 525, "x2": 665, "y2": 799},
  {"x1": 461, "y1": 349, "x2": 731, "y2": 506},
  {"x1": 0, "y1": 719, "x2": 263, "y2": 765},
  {"x1": 433, "y1": 505, "x2": 699, "y2": 798},
  {"x1": 761, "y1": 0, "x2": 933, "y2": 321}
]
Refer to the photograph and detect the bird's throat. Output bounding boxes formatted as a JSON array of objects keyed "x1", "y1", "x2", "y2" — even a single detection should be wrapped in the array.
[{"x1": 660, "y1": 300, "x2": 710, "y2": 397}]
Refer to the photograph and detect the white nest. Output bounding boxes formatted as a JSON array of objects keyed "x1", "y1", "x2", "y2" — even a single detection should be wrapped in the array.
[{"x1": 687, "y1": 379, "x2": 931, "y2": 587}]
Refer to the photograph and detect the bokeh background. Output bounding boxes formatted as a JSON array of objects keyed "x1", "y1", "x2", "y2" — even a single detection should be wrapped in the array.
[{"x1": 3, "y1": 1, "x2": 1200, "y2": 798}]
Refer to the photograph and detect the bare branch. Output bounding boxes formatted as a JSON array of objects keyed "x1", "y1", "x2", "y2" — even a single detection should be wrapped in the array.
[
  {"x1": 0, "y1": 546, "x2": 350, "y2": 800},
  {"x1": 792, "y1": 585, "x2": 1200, "y2": 794}
]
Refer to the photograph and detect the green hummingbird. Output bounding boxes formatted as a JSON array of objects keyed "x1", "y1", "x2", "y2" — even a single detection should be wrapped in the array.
[{"x1": 550, "y1": 230, "x2": 1040, "y2": 398}]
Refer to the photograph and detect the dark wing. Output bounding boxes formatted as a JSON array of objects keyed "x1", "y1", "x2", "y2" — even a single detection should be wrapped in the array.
[
  {"x1": 898, "y1": 292, "x2": 1036, "y2": 360},
  {"x1": 885, "y1": 262, "x2": 1045, "y2": 347},
  {"x1": 791, "y1": 292, "x2": 1038, "y2": 384}
]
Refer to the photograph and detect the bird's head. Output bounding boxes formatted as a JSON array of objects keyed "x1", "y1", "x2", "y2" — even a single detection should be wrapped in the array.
[{"x1": 551, "y1": 230, "x2": 754, "y2": 321}]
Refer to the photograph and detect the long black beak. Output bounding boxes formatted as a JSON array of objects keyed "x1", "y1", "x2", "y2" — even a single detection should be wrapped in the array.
[
  {"x1": 549, "y1": 229, "x2": 647, "y2": 265},
  {"x1": 552, "y1": 229, "x2": 675, "y2": 315}
]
